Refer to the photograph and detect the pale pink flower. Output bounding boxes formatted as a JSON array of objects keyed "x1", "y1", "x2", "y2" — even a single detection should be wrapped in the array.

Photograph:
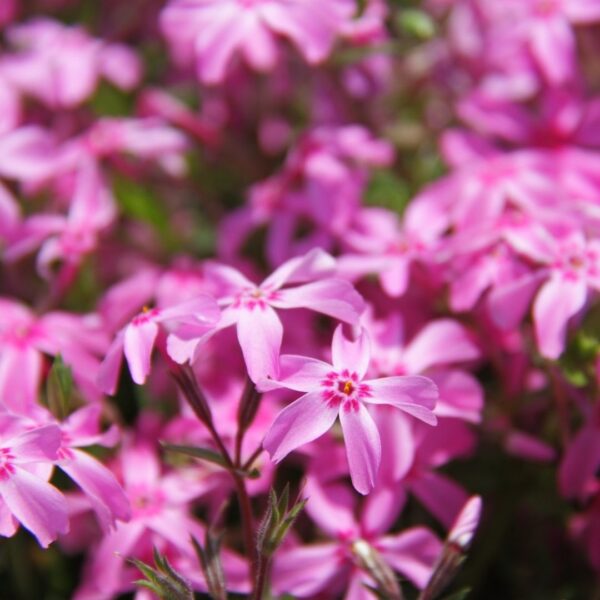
[
  {"x1": 160, "y1": 0, "x2": 355, "y2": 84},
  {"x1": 0, "y1": 417, "x2": 69, "y2": 547},
  {"x1": 167, "y1": 249, "x2": 365, "y2": 383},
  {"x1": 98, "y1": 295, "x2": 220, "y2": 393},
  {"x1": 0, "y1": 298, "x2": 109, "y2": 413},
  {"x1": 262, "y1": 325, "x2": 438, "y2": 494}
]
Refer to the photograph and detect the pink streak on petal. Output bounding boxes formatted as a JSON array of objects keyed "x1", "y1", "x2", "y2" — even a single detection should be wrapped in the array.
[
  {"x1": 331, "y1": 325, "x2": 370, "y2": 378},
  {"x1": 0, "y1": 469, "x2": 68, "y2": 548},
  {"x1": 340, "y1": 402, "x2": 381, "y2": 495},
  {"x1": 237, "y1": 304, "x2": 283, "y2": 383},
  {"x1": 263, "y1": 392, "x2": 339, "y2": 463},
  {"x1": 123, "y1": 319, "x2": 159, "y2": 385}
]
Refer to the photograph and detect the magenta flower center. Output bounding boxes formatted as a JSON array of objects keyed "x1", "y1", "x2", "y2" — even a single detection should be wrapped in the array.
[
  {"x1": 0, "y1": 447, "x2": 16, "y2": 481},
  {"x1": 132, "y1": 306, "x2": 160, "y2": 325},
  {"x1": 320, "y1": 369, "x2": 372, "y2": 412},
  {"x1": 232, "y1": 287, "x2": 280, "y2": 311}
]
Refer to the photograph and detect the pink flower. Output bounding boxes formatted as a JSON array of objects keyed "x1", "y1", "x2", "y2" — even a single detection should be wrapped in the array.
[
  {"x1": 1, "y1": 18, "x2": 141, "y2": 107},
  {"x1": 489, "y1": 225, "x2": 600, "y2": 359},
  {"x1": 160, "y1": 0, "x2": 355, "y2": 84},
  {"x1": 273, "y1": 477, "x2": 442, "y2": 597},
  {"x1": 0, "y1": 418, "x2": 68, "y2": 547},
  {"x1": 262, "y1": 325, "x2": 438, "y2": 494},
  {"x1": 98, "y1": 295, "x2": 220, "y2": 393},
  {"x1": 167, "y1": 249, "x2": 365, "y2": 383}
]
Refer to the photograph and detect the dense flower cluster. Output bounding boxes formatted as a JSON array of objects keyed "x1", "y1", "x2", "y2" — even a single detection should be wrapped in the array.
[{"x1": 1, "y1": 0, "x2": 599, "y2": 598}]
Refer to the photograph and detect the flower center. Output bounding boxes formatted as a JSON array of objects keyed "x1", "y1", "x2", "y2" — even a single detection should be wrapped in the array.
[
  {"x1": 232, "y1": 287, "x2": 280, "y2": 311},
  {"x1": 320, "y1": 370, "x2": 372, "y2": 411}
]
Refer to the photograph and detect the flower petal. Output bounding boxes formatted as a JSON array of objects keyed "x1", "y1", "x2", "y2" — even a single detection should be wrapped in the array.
[
  {"x1": 237, "y1": 305, "x2": 283, "y2": 383},
  {"x1": 263, "y1": 392, "x2": 338, "y2": 463},
  {"x1": 261, "y1": 248, "x2": 336, "y2": 290},
  {"x1": 0, "y1": 468, "x2": 68, "y2": 548},
  {"x1": 534, "y1": 275, "x2": 587, "y2": 359},
  {"x1": 272, "y1": 278, "x2": 365, "y2": 324},
  {"x1": 123, "y1": 319, "x2": 159, "y2": 385},
  {"x1": 332, "y1": 325, "x2": 370, "y2": 378},
  {"x1": 339, "y1": 403, "x2": 381, "y2": 495},
  {"x1": 261, "y1": 354, "x2": 332, "y2": 393},
  {"x1": 363, "y1": 376, "x2": 438, "y2": 426}
]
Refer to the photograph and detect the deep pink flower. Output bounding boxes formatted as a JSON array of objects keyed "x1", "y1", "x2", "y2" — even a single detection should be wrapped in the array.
[
  {"x1": 160, "y1": 0, "x2": 355, "y2": 84},
  {"x1": 263, "y1": 325, "x2": 438, "y2": 494}
]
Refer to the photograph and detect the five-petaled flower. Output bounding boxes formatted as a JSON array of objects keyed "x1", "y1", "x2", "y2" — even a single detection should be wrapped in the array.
[{"x1": 262, "y1": 325, "x2": 439, "y2": 494}]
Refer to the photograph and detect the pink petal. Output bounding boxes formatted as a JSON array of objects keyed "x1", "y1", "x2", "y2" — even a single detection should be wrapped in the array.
[
  {"x1": 273, "y1": 543, "x2": 346, "y2": 597},
  {"x1": 0, "y1": 499, "x2": 18, "y2": 538},
  {"x1": 303, "y1": 479, "x2": 358, "y2": 538},
  {"x1": 331, "y1": 325, "x2": 371, "y2": 378},
  {"x1": 261, "y1": 248, "x2": 336, "y2": 289},
  {"x1": 0, "y1": 468, "x2": 68, "y2": 548},
  {"x1": 273, "y1": 278, "x2": 365, "y2": 324},
  {"x1": 123, "y1": 319, "x2": 159, "y2": 385},
  {"x1": 263, "y1": 392, "x2": 339, "y2": 462},
  {"x1": 361, "y1": 483, "x2": 407, "y2": 537},
  {"x1": 403, "y1": 319, "x2": 479, "y2": 373},
  {"x1": 487, "y1": 271, "x2": 546, "y2": 330},
  {"x1": 430, "y1": 370, "x2": 483, "y2": 424},
  {"x1": 559, "y1": 424, "x2": 600, "y2": 499},
  {"x1": 533, "y1": 275, "x2": 587, "y2": 359},
  {"x1": 158, "y1": 294, "x2": 220, "y2": 325},
  {"x1": 59, "y1": 449, "x2": 131, "y2": 531},
  {"x1": 0, "y1": 345, "x2": 42, "y2": 414},
  {"x1": 530, "y1": 17, "x2": 575, "y2": 85},
  {"x1": 339, "y1": 402, "x2": 381, "y2": 495},
  {"x1": 411, "y1": 471, "x2": 468, "y2": 528},
  {"x1": 9, "y1": 425, "x2": 61, "y2": 463},
  {"x1": 363, "y1": 377, "x2": 438, "y2": 426},
  {"x1": 261, "y1": 354, "x2": 332, "y2": 393},
  {"x1": 237, "y1": 305, "x2": 283, "y2": 383},
  {"x1": 97, "y1": 331, "x2": 125, "y2": 395},
  {"x1": 565, "y1": 0, "x2": 600, "y2": 21},
  {"x1": 378, "y1": 527, "x2": 442, "y2": 589}
]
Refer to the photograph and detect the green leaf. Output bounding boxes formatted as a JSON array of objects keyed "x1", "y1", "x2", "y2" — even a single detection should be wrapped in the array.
[
  {"x1": 46, "y1": 355, "x2": 73, "y2": 421},
  {"x1": 161, "y1": 442, "x2": 230, "y2": 469}
]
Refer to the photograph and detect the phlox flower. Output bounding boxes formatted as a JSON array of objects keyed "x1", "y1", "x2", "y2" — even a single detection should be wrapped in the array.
[
  {"x1": 262, "y1": 325, "x2": 438, "y2": 494},
  {"x1": 0, "y1": 417, "x2": 68, "y2": 548},
  {"x1": 167, "y1": 248, "x2": 365, "y2": 383},
  {"x1": 1, "y1": 17, "x2": 141, "y2": 108},
  {"x1": 160, "y1": 0, "x2": 355, "y2": 84},
  {"x1": 98, "y1": 295, "x2": 220, "y2": 394},
  {"x1": 0, "y1": 298, "x2": 109, "y2": 413},
  {"x1": 272, "y1": 477, "x2": 442, "y2": 598},
  {"x1": 72, "y1": 441, "x2": 248, "y2": 599},
  {"x1": 489, "y1": 225, "x2": 600, "y2": 359}
]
